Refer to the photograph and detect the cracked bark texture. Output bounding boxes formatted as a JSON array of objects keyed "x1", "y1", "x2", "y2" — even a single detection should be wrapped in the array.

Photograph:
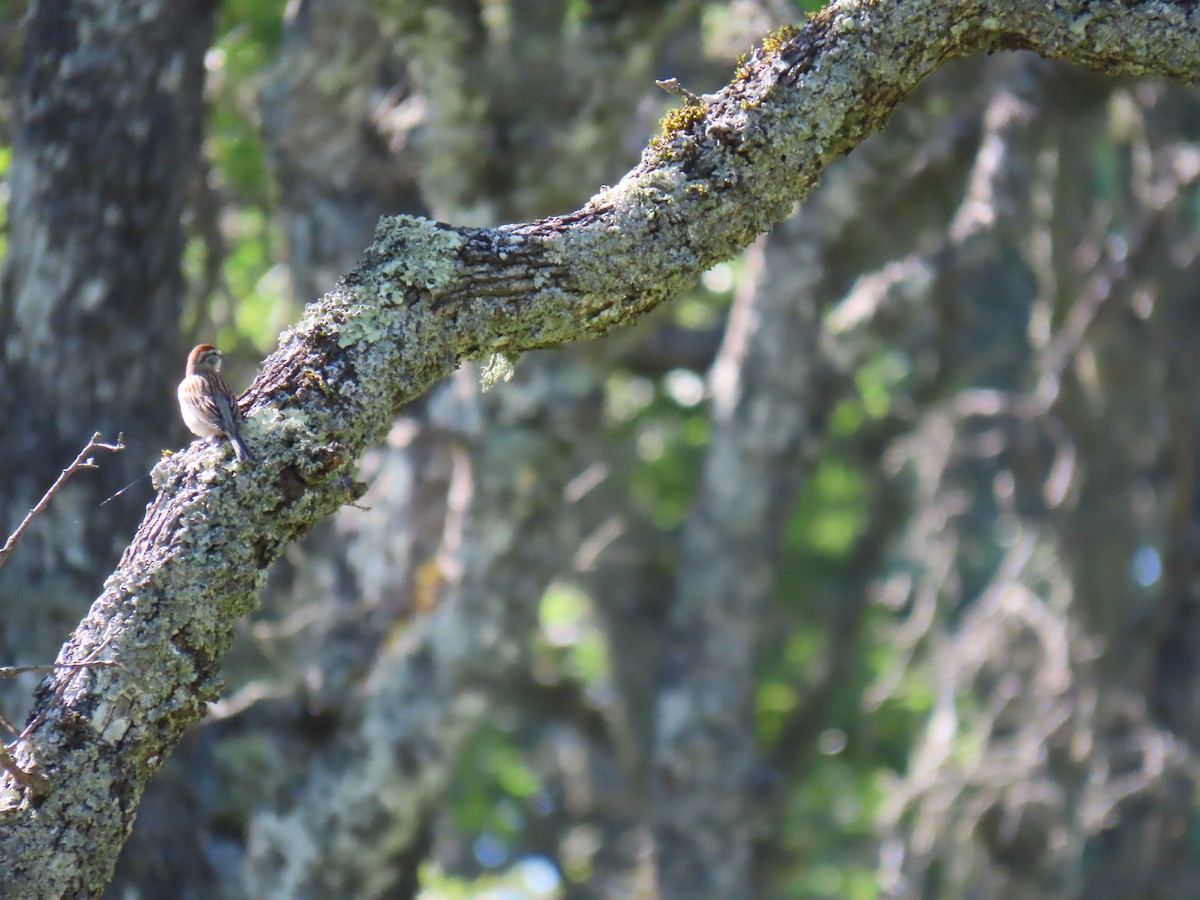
[
  {"x1": 4, "y1": 1, "x2": 1200, "y2": 897},
  {"x1": 234, "y1": 3, "x2": 709, "y2": 897},
  {"x1": 0, "y1": 0, "x2": 215, "y2": 729}
]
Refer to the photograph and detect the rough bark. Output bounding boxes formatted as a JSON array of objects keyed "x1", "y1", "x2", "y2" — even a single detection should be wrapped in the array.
[
  {"x1": 3, "y1": 1, "x2": 1200, "y2": 895},
  {"x1": 0, "y1": 0, "x2": 213, "y2": 550}
]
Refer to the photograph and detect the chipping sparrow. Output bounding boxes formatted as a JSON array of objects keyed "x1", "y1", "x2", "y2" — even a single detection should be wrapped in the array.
[{"x1": 178, "y1": 344, "x2": 254, "y2": 462}]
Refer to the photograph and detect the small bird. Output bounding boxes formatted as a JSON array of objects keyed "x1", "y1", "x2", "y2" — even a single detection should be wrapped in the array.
[{"x1": 178, "y1": 344, "x2": 254, "y2": 462}]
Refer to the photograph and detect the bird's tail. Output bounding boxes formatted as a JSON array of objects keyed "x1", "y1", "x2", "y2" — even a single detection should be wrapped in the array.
[{"x1": 231, "y1": 432, "x2": 254, "y2": 463}]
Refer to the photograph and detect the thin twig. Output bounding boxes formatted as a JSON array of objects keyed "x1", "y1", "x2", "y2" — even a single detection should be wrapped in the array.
[
  {"x1": 0, "y1": 660, "x2": 119, "y2": 679},
  {"x1": 655, "y1": 78, "x2": 703, "y2": 105},
  {"x1": 0, "y1": 432, "x2": 125, "y2": 569}
]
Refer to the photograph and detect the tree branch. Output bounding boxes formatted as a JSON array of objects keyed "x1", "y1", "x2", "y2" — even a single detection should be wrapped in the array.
[
  {"x1": 0, "y1": 432, "x2": 125, "y2": 570},
  {"x1": 3, "y1": 1, "x2": 1200, "y2": 895}
]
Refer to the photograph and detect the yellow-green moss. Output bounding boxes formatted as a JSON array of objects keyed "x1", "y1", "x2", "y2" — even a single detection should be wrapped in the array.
[
  {"x1": 649, "y1": 103, "x2": 707, "y2": 157},
  {"x1": 761, "y1": 23, "x2": 801, "y2": 55},
  {"x1": 733, "y1": 52, "x2": 752, "y2": 83}
]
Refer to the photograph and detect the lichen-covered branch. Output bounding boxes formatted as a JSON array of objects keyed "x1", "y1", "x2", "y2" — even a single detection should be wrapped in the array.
[{"x1": 3, "y1": 0, "x2": 1200, "y2": 895}]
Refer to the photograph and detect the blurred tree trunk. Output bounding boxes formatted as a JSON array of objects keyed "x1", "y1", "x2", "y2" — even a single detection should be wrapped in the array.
[
  {"x1": 0, "y1": 0, "x2": 215, "y2": 719},
  {"x1": 648, "y1": 230, "x2": 827, "y2": 898},
  {"x1": 259, "y1": 0, "x2": 424, "y2": 302}
]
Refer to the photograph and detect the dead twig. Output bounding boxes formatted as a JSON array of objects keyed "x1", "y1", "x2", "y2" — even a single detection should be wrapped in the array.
[
  {"x1": 655, "y1": 78, "x2": 703, "y2": 105},
  {"x1": 0, "y1": 660, "x2": 119, "y2": 680},
  {"x1": 0, "y1": 432, "x2": 125, "y2": 569}
]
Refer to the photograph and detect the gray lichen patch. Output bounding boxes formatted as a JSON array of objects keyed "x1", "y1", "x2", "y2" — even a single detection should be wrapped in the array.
[{"x1": 369, "y1": 215, "x2": 466, "y2": 293}]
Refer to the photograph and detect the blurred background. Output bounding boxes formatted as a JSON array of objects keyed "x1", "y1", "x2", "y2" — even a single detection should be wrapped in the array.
[{"x1": 3, "y1": 1, "x2": 1200, "y2": 897}]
